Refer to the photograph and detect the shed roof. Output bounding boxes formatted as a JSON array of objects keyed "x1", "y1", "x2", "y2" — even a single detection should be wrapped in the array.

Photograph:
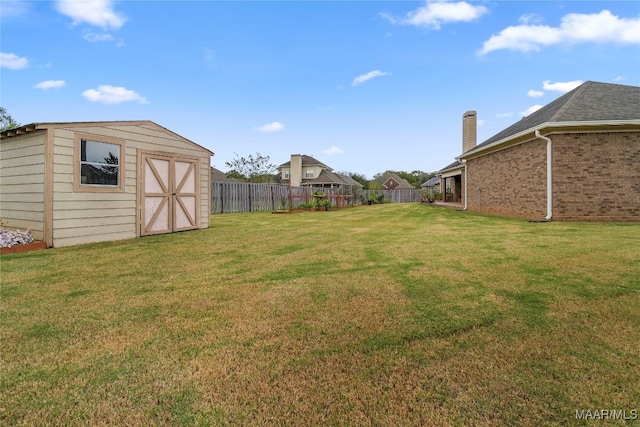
[{"x1": 0, "y1": 120, "x2": 214, "y2": 156}]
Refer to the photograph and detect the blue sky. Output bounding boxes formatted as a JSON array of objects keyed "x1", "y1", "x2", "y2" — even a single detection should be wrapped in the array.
[{"x1": 2, "y1": 1, "x2": 639, "y2": 178}]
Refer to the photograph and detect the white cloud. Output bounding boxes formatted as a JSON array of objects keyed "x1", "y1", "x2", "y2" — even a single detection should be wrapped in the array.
[
  {"x1": 384, "y1": 0, "x2": 488, "y2": 30},
  {"x1": 614, "y1": 76, "x2": 624, "y2": 82},
  {"x1": 520, "y1": 105, "x2": 543, "y2": 117},
  {"x1": 480, "y1": 10, "x2": 640, "y2": 55},
  {"x1": 256, "y1": 122, "x2": 284, "y2": 132},
  {"x1": 519, "y1": 13, "x2": 543, "y2": 25},
  {"x1": 528, "y1": 89, "x2": 544, "y2": 97},
  {"x1": 324, "y1": 146, "x2": 343, "y2": 155},
  {"x1": 477, "y1": 119, "x2": 485, "y2": 126},
  {"x1": 496, "y1": 112, "x2": 513, "y2": 118},
  {"x1": 1, "y1": 52, "x2": 29, "y2": 70},
  {"x1": 0, "y1": 0, "x2": 31, "y2": 18},
  {"x1": 35, "y1": 80, "x2": 66, "y2": 90},
  {"x1": 352, "y1": 70, "x2": 388, "y2": 86},
  {"x1": 82, "y1": 85, "x2": 148, "y2": 104},
  {"x1": 83, "y1": 31, "x2": 115, "y2": 42},
  {"x1": 542, "y1": 80, "x2": 583, "y2": 93},
  {"x1": 56, "y1": 0, "x2": 126, "y2": 30}
]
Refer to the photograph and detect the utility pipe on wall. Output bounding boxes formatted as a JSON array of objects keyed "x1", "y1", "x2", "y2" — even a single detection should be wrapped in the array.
[
  {"x1": 461, "y1": 159, "x2": 468, "y2": 210},
  {"x1": 535, "y1": 130, "x2": 552, "y2": 221}
]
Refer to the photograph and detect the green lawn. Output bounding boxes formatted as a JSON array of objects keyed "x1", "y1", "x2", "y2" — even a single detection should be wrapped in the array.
[{"x1": 2, "y1": 204, "x2": 639, "y2": 426}]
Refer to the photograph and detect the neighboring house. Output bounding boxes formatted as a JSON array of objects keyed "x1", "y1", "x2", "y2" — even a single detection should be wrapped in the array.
[
  {"x1": 278, "y1": 154, "x2": 362, "y2": 188},
  {"x1": 211, "y1": 166, "x2": 243, "y2": 183},
  {"x1": 421, "y1": 176, "x2": 441, "y2": 195},
  {"x1": 373, "y1": 171, "x2": 415, "y2": 190},
  {"x1": 336, "y1": 173, "x2": 365, "y2": 189},
  {"x1": 438, "y1": 81, "x2": 640, "y2": 221},
  {"x1": 0, "y1": 121, "x2": 213, "y2": 247}
]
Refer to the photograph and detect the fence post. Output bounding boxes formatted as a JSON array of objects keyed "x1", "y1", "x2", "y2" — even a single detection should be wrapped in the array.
[{"x1": 220, "y1": 182, "x2": 224, "y2": 213}]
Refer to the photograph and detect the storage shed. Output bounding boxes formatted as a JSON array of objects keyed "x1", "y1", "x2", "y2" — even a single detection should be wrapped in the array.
[{"x1": 0, "y1": 121, "x2": 213, "y2": 247}]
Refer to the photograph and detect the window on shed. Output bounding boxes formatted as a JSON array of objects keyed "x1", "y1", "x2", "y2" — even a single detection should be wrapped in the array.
[
  {"x1": 74, "y1": 133, "x2": 125, "y2": 192},
  {"x1": 80, "y1": 139, "x2": 120, "y2": 186}
]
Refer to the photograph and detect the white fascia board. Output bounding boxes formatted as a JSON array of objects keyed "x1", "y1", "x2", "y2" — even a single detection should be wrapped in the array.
[{"x1": 457, "y1": 119, "x2": 640, "y2": 161}]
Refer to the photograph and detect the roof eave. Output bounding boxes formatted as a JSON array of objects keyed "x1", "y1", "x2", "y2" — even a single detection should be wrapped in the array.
[{"x1": 458, "y1": 119, "x2": 640, "y2": 161}]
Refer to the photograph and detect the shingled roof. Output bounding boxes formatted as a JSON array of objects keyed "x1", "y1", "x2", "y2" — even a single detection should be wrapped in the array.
[
  {"x1": 462, "y1": 81, "x2": 640, "y2": 158},
  {"x1": 278, "y1": 155, "x2": 330, "y2": 169}
]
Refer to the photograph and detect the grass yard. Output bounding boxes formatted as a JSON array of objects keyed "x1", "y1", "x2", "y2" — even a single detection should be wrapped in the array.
[{"x1": 1, "y1": 204, "x2": 639, "y2": 426}]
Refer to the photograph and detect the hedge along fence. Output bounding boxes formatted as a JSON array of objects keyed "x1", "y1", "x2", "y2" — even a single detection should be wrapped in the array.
[{"x1": 210, "y1": 181, "x2": 423, "y2": 214}]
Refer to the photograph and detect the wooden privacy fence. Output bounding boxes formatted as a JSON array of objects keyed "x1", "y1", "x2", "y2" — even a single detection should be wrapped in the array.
[{"x1": 211, "y1": 182, "x2": 423, "y2": 214}]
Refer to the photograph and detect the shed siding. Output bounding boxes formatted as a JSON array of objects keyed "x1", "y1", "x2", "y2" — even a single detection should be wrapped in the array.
[
  {"x1": 50, "y1": 123, "x2": 210, "y2": 247},
  {"x1": 50, "y1": 128, "x2": 136, "y2": 247},
  {"x1": 0, "y1": 132, "x2": 46, "y2": 240}
]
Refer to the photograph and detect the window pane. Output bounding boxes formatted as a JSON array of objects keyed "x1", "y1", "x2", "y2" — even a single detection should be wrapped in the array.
[
  {"x1": 81, "y1": 140, "x2": 119, "y2": 165},
  {"x1": 80, "y1": 139, "x2": 120, "y2": 186},
  {"x1": 81, "y1": 164, "x2": 119, "y2": 185}
]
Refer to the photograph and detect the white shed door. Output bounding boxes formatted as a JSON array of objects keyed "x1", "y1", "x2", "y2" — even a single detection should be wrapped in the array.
[{"x1": 141, "y1": 154, "x2": 199, "y2": 236}]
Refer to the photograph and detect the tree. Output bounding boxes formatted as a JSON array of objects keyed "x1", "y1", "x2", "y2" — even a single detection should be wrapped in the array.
[
  {"x1": 224, "y1": 152, "x2": 278, "y2": 183},
  {"x1": 0, "y1": 107, "x2": 20, "y2": 132},
  {"x1": 348, "y1": 172, "x2": 369, "y2": 188}
]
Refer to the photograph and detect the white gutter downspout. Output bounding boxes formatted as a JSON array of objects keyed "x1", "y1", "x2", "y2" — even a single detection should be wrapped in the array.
[
  {"x1": 461, "y1": 159, "x2": 468, "y2": 210},
  {"x1": 535, "y1": 130, "x2": 552, "y2": 221}
]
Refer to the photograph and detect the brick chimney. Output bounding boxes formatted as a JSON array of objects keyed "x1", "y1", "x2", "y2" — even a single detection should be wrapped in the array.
[
  {"x1": 290, "y1": 154, "x2": 302, "y2": 187},
  {"x1": 462, "y1": 110, "x2": 477, "y2": 153}
]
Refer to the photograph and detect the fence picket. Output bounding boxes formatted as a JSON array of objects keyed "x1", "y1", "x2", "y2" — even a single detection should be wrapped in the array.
[{"x1": 211, "y1": 182, "x2": 423, "y2": 214}]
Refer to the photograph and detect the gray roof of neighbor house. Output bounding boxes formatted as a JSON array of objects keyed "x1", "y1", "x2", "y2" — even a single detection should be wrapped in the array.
[
  {"x1": 336, "y1": 173, "x2": 365, "y2": 188},
  {"x1": 303, "y1": 169, "x2": 347, "y2": 185},
  {"x1": 278, "y1": 154, "x2": 330, "y2": 169},
  {"x1": 462, "y1": 81, "x2": 640, "y2": 158},
  {"x1": 210, "y1": 167, "x2": 243, "y2": 182},
  {"x1": 421, "y1": 176, "x2": 440, "y2": 187}
]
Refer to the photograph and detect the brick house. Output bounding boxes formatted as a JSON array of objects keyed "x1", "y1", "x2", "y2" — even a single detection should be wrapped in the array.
[
  {"x1": 440, "y1": 81, "x2": 640, "y2": 221},
  {"x1": 373, "y1": 171, "x2": 415, "y2": 190}
]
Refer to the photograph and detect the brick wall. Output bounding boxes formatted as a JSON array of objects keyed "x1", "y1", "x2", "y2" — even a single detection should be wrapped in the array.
[
  {"x1": 464, "y1": 131, "x2": 640, "y2": 221},
  {"x1": 552, "y1": 131, "x2": 640, "y2": 221},
  {"x1": 466, "y1": 139, "x2": 547, "y2": 220}
]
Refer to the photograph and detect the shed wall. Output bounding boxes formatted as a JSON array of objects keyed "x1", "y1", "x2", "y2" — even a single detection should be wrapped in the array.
[
  {"x1": 51, "y1": 123, "x2": 210, "y2": 247},
  {"x1": 0, "y1": 132, "x2": 46, "y2": 240}
]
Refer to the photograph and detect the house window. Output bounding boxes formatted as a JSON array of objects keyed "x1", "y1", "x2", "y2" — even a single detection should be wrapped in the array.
[
  {"x1": 305, "y1": 169, "x2": 314, "y2": 178},
  {"x1": 74, "y1": 133, "x2": 125, "y2": 192},
  {"x1": 284, "y1": 170, "x2": 290, "y2": 179}
]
